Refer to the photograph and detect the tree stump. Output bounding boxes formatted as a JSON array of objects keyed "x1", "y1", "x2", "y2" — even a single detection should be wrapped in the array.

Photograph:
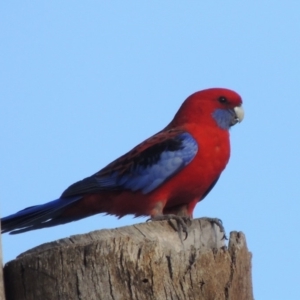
[{"x1": 4, "y1": 218, "x2": 253, "y2": 300}]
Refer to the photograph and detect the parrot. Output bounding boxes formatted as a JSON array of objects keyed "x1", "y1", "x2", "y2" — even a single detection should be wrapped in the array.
[{"x1": 1, "y1": 88, "x2": 244, "y2": 237}]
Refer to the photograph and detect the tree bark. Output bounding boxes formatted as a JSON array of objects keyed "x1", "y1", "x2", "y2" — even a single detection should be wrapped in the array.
[{"x1": 4, "y1": 218, "x2": 253, "y2": 300}]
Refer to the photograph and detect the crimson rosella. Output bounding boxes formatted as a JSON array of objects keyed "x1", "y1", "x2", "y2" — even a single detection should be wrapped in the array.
[{"x1": 1, "y1": 88, "x2": 244, "y2": 235}]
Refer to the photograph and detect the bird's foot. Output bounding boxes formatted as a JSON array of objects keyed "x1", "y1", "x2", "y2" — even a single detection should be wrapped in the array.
[
  {"x1": 148, "y1": 214, "x2": 192, "y2": 242},
  {"x1": 204, "y1": 217, "x2": 227, "y2": 240}
]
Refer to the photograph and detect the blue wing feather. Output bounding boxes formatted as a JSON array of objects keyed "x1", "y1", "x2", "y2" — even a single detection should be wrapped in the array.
[
  {"x1": 61, "y1": 132, "x2": 198, "y2": 196},
  {"x1": 96, "y1": 132, "x2": 198, "y2": 194}
]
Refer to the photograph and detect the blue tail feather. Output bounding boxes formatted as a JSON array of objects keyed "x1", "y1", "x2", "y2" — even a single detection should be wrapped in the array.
[{"x1": 1, "y1": 196, "x2": 82, "y2": 234}]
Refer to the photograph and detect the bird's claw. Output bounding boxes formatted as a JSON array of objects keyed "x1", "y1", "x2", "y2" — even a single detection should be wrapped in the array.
[
  {"x1": 206, "y1": 217, "x2": 227, "y2": 240},
  {"x1": 148, "y1": 214, "x2": 192, "y2": 242}
]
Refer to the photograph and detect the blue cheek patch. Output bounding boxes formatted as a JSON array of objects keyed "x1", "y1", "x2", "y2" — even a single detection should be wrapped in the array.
[{"x1": 212, "y1": 109, "x2": 235, "y2": 130}]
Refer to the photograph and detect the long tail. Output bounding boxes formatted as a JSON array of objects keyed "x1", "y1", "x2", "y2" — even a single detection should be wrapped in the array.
[{"x1": 1, "y1": 196, "x2": 82, "y2": 234}]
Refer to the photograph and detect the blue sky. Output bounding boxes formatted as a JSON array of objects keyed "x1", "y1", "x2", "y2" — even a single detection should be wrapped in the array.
[{"x1": 1, "y1": 2, "x2": 299, "y2": 299}]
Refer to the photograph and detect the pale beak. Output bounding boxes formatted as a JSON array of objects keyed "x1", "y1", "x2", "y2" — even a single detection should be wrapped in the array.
[{"x1": 231, "y1": 106, "x2": 244, "y2": 126}]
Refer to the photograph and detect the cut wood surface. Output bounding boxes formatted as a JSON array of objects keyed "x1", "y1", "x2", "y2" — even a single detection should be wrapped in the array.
[{"x1": 4, "y1": 218, "x2": 253, "y2": 300}]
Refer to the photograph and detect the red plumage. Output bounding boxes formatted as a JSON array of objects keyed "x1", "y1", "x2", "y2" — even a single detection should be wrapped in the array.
[
  {"x1": 62, "y1": 88, "x2": 243, "y2": 220},
  {"x1": 1, "y1": 88, "x2": 244, "y2": 234}
]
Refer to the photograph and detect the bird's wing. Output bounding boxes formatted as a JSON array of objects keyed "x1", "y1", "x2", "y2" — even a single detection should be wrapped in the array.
[{"x1": 61, "y1": 129, "x2": 198, "y2": 197}]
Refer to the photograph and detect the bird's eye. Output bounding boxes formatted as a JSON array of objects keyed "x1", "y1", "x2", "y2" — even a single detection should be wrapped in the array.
[{"x1": 218, "y1": 96, "x2": 228, "y2": 104}]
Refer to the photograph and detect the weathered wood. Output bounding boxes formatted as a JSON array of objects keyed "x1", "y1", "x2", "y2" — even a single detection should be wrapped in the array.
[{"x1": 4, "y1": 218, "x2": 253, "y2": 300}]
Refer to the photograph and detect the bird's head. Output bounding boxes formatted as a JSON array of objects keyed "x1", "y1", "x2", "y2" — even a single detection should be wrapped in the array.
[{"x1": 171, "y1": 88, "x2": 244, "y2": 130}]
